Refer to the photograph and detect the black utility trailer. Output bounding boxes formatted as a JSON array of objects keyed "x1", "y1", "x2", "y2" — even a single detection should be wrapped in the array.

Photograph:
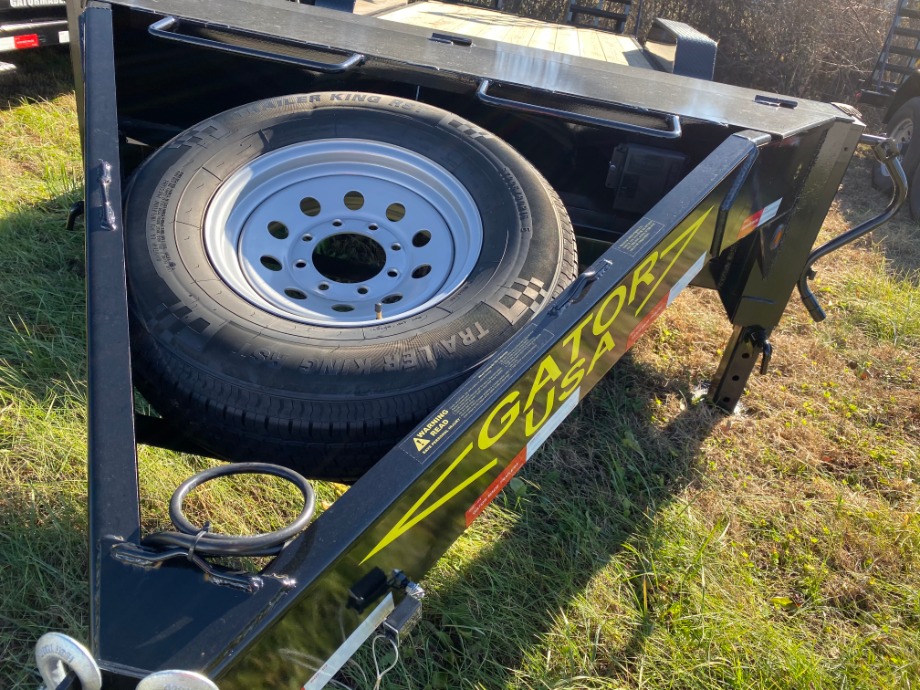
[
  {"x1": 38, "y1": 0, "x2": 904, "y2": 688},
  {"x1": 0, "y1": 0, "x2": 68, "y2": 66}
]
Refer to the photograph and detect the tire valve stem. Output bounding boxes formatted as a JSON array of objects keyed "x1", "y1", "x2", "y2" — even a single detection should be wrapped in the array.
[{"x1": 375, "y1": 302, "x2": 383, "y2": 320}]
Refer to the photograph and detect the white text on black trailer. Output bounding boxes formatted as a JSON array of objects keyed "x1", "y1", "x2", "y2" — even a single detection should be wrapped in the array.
[{"x1": 0, "y1": 0, "x2": 69, "y2": 71}]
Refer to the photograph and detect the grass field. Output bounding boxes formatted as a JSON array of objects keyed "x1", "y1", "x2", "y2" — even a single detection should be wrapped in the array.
[{"x1": 1, "y1": 50, "x2": 919, "y2": 690}]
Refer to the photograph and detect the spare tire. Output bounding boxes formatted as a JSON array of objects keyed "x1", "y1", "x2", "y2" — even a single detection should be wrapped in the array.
[{"x1": 125, "y1": 92, "x2": 577, "y2": 480}]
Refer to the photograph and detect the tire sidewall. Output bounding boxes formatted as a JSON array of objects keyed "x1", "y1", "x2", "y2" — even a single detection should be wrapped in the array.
[
  {"x1": 875, "y1": 98, "x2": 920, "y2": 193},
  {"x1": 125, "y1": 93, "x2": 567, "y2": 397}
]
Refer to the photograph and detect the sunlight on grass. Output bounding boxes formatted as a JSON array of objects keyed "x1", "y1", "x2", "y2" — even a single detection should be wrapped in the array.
[
  {"x1": 838, "y1": 270, "x2": 920, "y2": 346},
  {"x1": 1, "y1": 53, "x2": 919, "y2": 690},
  {"x1": 0, "y1": 95, "x2": 80, "y2": 211}
]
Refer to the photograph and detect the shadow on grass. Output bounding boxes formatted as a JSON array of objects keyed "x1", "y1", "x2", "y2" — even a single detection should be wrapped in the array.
[
  {"x1": 0, "y1": 46, "x2": 74, "y2": 107},
  {"x1": 834, "y1": 154, "x2": 920, "y2": 277},
  {"x1": 351, "y1": 356, "x2": 723, "y2": 689}
]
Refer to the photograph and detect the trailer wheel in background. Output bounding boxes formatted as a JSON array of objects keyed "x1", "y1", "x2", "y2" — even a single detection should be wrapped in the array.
[
  {"x1": 872, "y1": 97, "x2": 920, "y2": 202},
  {"x1": 124, "y1": 93, "x2": 576, "y2": 480},
  {"x1": 909, "y1": 168, "x2": 920, "y2": 220}
]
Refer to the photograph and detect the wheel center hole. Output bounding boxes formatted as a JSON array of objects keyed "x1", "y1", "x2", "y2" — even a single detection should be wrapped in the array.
[{"x1": 312, "y1": 233, "x2": 387, "y2": 284}]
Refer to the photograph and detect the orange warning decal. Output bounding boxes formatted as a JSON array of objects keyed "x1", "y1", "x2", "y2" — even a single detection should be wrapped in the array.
[
  {"x1": 465, "y1": 448, "x2": 528, "y2": 526},
  {"x1": 626, "y1": 293, "x2": 669, "y2": 350}
]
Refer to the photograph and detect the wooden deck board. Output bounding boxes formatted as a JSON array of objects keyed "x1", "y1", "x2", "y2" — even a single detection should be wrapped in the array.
[
  {"x1": 493, "y1": 17, "x2": 536, "y2": 45},
  {"x1": 353, "y1": 0, "x2": 411, "y2": 16},
  {"x1": 576, "y1": 28, "x2": 607, "y2": 63},
  {"x1": 382, "y1": 2, "x2": 471, "y2": 32},
  {"x1": 527, "y1": 25, "x2": 558, "y2": 52},
  {"x1": 595, "y1": 31, "x2": 652, "y2": 68},
  {"x1": 553, "y1": 26, "x2": 582, "y2": 58},
  {"x1": 380, "y1": 1, "x2": 653, "y2": 68}
]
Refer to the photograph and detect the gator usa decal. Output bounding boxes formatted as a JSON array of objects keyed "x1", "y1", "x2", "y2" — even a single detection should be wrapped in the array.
[{"x1": 361, "y1": 207, "x2": 714, "y2": 564}]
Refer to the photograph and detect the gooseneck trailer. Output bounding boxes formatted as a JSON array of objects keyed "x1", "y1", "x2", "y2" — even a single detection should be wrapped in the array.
[{"x1": 37, "y1": 0, "x2": 905, "y2": 687}]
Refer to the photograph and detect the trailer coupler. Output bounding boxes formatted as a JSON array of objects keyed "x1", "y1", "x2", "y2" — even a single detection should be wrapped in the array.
[{"x1": 797, "y1": 133, "x2": 908, "y2": 322}]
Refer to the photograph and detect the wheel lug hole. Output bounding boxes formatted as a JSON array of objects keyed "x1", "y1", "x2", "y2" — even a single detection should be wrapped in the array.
[
  {"x1": 387, "y1": 269, "x2": 399, "y2": 278},
  {"x1": 386, "y1": 203, "x2": 406, "y2": 222},
  {"x1": 319, "y1": 282, "x2": 330, "y2": 291},
  {"x1": 295, "y1": 260, "x2": 307, "y2": 269},
  {"x1": 368, "y1": 223, "x2": 378, "y2": 231},
  {"x1": 268, "y1": 221, "x2": 289, "y2": 240},
  {"x1": 391, "y1": 243, "x2": 401, "y2": 251},
  {"x1": 300, "y1": 197, "x2": 321, "y2": 216},
  {"x1": 357, "y1": 286, "x2": 369, "y2": 295},
  {"x1": 332, "y1": 219, "x2": 343, "y2": 227},
  {"x1": 344, "y1": 191, "x2": 364, "y2": 211},
  {"x1": 260, "y1": 256, "x2": 282, "y2": 271},
  {"x1": 302, "y1": 234, "x2": 313, "y2": 242}
]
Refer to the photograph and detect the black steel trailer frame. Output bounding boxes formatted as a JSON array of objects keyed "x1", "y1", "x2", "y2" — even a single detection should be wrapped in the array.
[{"x1": 49, "y1": 0, "x2": 906, "y2": 687}]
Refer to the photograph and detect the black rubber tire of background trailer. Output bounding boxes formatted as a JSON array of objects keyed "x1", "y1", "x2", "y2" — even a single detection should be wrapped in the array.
[
  {"x1": 124, "y1": 93, "x2": 577, "y2": 481},
  {"x1": 872, "y1": 98, "x2": 920, "y2": 195},
  {"x1": 909, "y1": 167, "x2": 920, "y2": 219}
]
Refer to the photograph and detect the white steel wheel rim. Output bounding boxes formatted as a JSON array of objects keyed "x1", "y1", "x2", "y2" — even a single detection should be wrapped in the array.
[
  {"x1": 205, "y1": 139, "x2": 483, "y2": 326},
  {"x1": 881, "y1": 116, "x2": 913, "y2": 179},
  {"x1": 891, "y1": 116, "x2": 913, "y2": 151}
]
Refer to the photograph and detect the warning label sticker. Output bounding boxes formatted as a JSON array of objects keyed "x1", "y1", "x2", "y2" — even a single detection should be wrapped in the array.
[
  {"x1": 738, "y1": 198, "x2": 782, "y2": 240},
  {"x1": 618, "y1": 217, "x2": 663, "y2": 257},
  {"x1": 406, "y1": 329, "x2": 554, "y2": 461},
  {"x1": 411, "y1": 408, "x2": 459, "y2": 457}
]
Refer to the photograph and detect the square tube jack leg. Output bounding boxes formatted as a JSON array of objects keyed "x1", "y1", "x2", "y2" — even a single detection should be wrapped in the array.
[{"x1": 708, "y1": 324, "x2": 772, "y2": 412}]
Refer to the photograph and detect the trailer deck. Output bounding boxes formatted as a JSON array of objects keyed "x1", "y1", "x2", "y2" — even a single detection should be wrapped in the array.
[
  {"x1": 379, "y1": 1, "x2": 653, "y2": 67},
  {"x1": 104, "y1": 0, "x2": 844, "y2": 138}
]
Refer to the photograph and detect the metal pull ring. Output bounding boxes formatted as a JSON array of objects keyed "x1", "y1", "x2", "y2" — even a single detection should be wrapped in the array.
[
  {"x1": 35, "y1": 632, "x2": 103, "y2": 690},
  {"x1": 143, "y1": 462, "x2": 316, "y2": 557}
]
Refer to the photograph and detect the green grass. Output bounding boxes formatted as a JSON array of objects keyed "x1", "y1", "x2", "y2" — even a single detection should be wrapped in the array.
[
  {"x1": 1, "y1": 50, "x2": 919, "y2": 690},
  {"x1": 837, "y1": 271, "x2": 919, "y2": 347}
]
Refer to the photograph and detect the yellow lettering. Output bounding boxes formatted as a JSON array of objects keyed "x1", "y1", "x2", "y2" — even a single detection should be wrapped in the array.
[
  {"x1": 478, "y1": 391, "x2": 520, "y2": 450},
  {"x1": 588, "y1": 331, "x2": 616, "y2": 375},
  {"x1": 593, "y1": 284, "x2": 628, "y2": 335},
  {"x1": 559, "y1": 358, "x2": 586, "y2": 401},
  {"x1": 562, "y1": 313, "x2": 594, "y2": 364},
  {"x1": 629, "y1": 252, "x2": 658, "y2": 306},
  {"x1": 525, "y1": 387, "x2": 556, "y2": 436},
  {"x1": 525, "y1": 355, "x2": 562, "y2": 410}
]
